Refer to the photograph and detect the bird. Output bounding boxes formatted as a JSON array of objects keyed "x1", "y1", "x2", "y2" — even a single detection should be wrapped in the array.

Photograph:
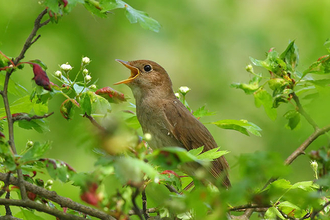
[{"x1": 114, "y1": 59, "x2": 230, "y2": 188}]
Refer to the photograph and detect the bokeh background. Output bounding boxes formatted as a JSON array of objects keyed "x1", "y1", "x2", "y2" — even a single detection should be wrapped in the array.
[{"x1": 1, "y1": 0, "x2": 330, "y2": 218}]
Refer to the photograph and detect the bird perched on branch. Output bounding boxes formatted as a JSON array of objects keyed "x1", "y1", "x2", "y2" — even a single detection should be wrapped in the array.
[{"x1": 115, "y1": 59, "x2": 230, "y2": 188}]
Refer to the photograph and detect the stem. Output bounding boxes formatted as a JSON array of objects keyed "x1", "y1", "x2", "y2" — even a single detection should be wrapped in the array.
[
  {"x1": 292, "y1": 92, "x2": 319, "y2": 130},
  {"x1": 285, "y1": 124, "x2": 330, "y2": 165}
]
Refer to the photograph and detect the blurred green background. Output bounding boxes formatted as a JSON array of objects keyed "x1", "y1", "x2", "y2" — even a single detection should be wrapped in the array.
[{"x1": 1, "y1": 0, "x2": 330, "y2": 218}]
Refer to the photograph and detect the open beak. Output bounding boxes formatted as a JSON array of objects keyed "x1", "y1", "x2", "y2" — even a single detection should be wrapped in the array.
[{"x1": 114, "y1": 59, "x2": 140, "y2": 85}]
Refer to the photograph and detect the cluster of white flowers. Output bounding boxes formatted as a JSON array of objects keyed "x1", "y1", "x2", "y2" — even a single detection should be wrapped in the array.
[
  {"x1": 179, "y1": 86, "x2": 191, "y2": 95},
  {"x1": 60, "y1": 63, "x2": 72, "y2": 71}
]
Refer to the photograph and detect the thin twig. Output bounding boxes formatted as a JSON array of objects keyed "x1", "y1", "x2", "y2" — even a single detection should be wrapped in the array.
[
  {"x1": 0, "y1": 172, "x2": 12, "y2": 197},
  {"x1": 0, "y1": 198, "x2": 88, "y2": 220},
  {"x1": 0, "y1": 172, "x2": 113, "y2": 220},
  {"x1": 4, "y1": 191, "x2": 12, "y2": 216},
  {"x1": 141, "y1": 189, "x2": 149, "y2": 219},
  {"x1": 285, "y1": 124, "x2": 330, "y2": 165},
  {"x1": 310, "y1": 201, "x2": 330, "y2": 219},
  {"x1": 12, "y1": 112, "x2": 54, "y2": 122},
  {"x1": 13, "y1": 8, "x2": 50, "y2": 65},
  {"x1": 131, "y1": 188, "x2": 143, "y2": 220},
  {"x1": 292, "y1": 92, "x2": 319, "y2": 130},
  {"x1": 229, "y1": 204, "x2": 271, "y2": 212},
  {"x1": 83, "y1": 113, "x2": 108, "y2": 133},
  {"x1": 129, "y1": 208, "x2": 157, "y2": 215}
]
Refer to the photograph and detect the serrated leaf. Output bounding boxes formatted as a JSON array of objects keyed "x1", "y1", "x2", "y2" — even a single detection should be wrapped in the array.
[
  {"x1": 0, "y1": 73, "x2": 28, "y2": 96},
  {"x1": 265, "y1": 207, "x2": 285, "y2": 220},
  {"x1": 303, "y1": 55, "x2": 330, "y2": 77},
  {"x1": 17, "y1": 119, "x2": 50, "y2": 133},
  {"x1": 19, "y1": 142, "x2": 51, "y2": 163},
  {"x1": 254, "y1": 89, "x2": 277, "y2": 120},
  {"x1": 90, "y1": 92, "x2": 111, "y2": 115},
  {"x1": 125, "y1": 115, "x2": 140, "y2": 129},
  {"x1": 280, "y1": 41, "x2": 299, "y2": 71},
  {"x1": 188, "y1": 146, "x2": 204, "y2": 157},
  {"x1": 45, "y1": 159, "x2": 76, "y2": 183},
  {"x1": 44, "y1": 0, "x2": 60, "y2": 13},
  {"x1": 278, "y1": 201, "x2": 307, "y2": 219},
  {"x1": 84, "y1": 1, "x2": 107, "y2": 18},
  {"x1": 268, "y1": 78, "x2": 288, "y2": 90},
  {"x1": 193, "y1": 106, "x2": 216, "y2": 118},
  {"x1": 124, "y1": 3, "x2": 161, "y2": 32},
  {"x1": 16, "y1": 209, "x2": 44, "y2": 220},
  {"x1": 100, "y1": 0, "x2": 124, "y2": 11},
  {"x1": 212, "y1": 119, "x2": 262, "y2": 137},
  {"x1": 291, "y1": 181, "x2": 317, "y2": 191},
  {"x1": 283, "y1": 110, "x2": 300, "y2": 130},
  {"x1": 196, "y1": 147, "x2": 229, "y2": 161},
  {"x1": 231, "y1": 75, "x2": 261, "y2": 94},
  {"x1": 80, "y1": 92, "x2": 92, "y2": 115},
  {"x1": 95, "y1": 87, "x2": 126, "y2": 103}
]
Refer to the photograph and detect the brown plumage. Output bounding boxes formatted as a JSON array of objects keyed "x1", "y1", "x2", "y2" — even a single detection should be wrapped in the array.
[{"x1": 115, "y1": 59, "x2": 230, "y2": 187}]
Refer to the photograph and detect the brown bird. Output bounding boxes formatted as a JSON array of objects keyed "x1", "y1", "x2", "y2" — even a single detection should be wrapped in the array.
[{"x1": 115, "y1": 59, "x2": 230, "y2": 187}]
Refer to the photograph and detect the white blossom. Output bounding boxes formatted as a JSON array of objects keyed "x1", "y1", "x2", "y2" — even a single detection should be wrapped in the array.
[
  {"x1": 54, "y1": 70, "x2": 62, "y2": 77},
  {"x1": 179, "y1": 86, "x2": 191, "y2": 94},
  {"x1": 83, "y1": 68, "x2": 89, "y2": 74},
  {"x1": 89, "y1": 84, "x2": 96, "y2": 89},
  {"x1": 175, "y1": 92, "x2": 180, "y2": 99},
  {"x1": 84, "y1": 74, "x2": 92, "y2": 82},
  {"x1": 60, "y1": 63, "x2": 72, "y2": 71},
  {"x1": 82, "y1": 57, "x2": 91, "y2": 65}
]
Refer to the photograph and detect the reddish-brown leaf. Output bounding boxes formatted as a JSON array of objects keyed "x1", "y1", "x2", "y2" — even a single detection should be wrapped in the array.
[
  {"x1": 31, "y1": 63, "x2": 51, "y2": 91},
  {"x1": 95, "y1": 87, "x2": 126, "y2": 103}
]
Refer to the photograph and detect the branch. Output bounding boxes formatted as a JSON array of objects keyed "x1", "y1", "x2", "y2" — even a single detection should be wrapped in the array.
[
  {"x1": 310, "y1": 200, "x2": 330, "y2": 219},
  {"x1": 229, "y1": 204, "x2": 271, "y2": 212},
  {"x1": 141, "y1": 189, "x2": 149, "y2": 219},
  {"x1": 13, "y1": 8, "x2": 50, "y2": 65},
  {"x1": 285, "y1": 124, "x2": 330, "y2": 165},
  {"x1": 0, "y1": 172, "x2": 114, "y2": 220},
  {"x1": 0, "y1": 198, "x2": 88, "y2": 220},
  {"x1": 12, "y1": 112, "x2": 54, "y2": 122},
  {"x1": 83, "y1": 113, "x2": 108, "y2": 133},
  {"x1": 131, "y1": 188, "x2": 143, "y2": 220}
]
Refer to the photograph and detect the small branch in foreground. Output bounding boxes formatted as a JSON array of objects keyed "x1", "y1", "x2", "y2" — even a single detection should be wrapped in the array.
[
  {"x1": 141, "y1": 189, "x2": 149, "y2": 220},
  {"x1": 131, "y1": 188, "x2": 144, "y2": 220},
  {"x1": 310, "y1": 200, "x2": 330, "y2": 219},
  {"x1": 285, "y1": 124, "x2": 330, "y2": 165},
  {"x1": 0, "y1": 172, "x2": 113, "y2": 220},
  {"x1": 83, "y1": 113, "x2": 108, "y2": 133},
  {"x1": 229, "y1": 204, "x2": 271, "y2": 212},
  {"x1": 12, "y1": 112, "x2": 54, "y2": 122},
  {"x1": 0, "y1": 198, "x2": 87, "y2": 220}
]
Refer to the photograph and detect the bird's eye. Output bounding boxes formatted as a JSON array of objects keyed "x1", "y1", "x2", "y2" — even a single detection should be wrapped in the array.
[{"x1": 143, "y1": 65, "x2": 152, "y2": 72}]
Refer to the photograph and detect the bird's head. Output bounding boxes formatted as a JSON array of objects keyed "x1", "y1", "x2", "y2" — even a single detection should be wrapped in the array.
[{"x1": 115, "y1": 60, "x2": 173, "y2": 94}]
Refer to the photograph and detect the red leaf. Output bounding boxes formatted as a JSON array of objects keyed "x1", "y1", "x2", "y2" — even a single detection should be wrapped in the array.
[
  {"x1": 27, "y1": 191, "x2": 37, "y2": 201},
  {"x1": 161, "y1": 170, "x2": 180, "y2": 178},
  {"x1": 62, "y1": 0, "x2": 68, "y2": 7},
  {"x1": 95, "y1": 87, "x2": 126, "y2": 103},
  {"x1": 80, "y1": 183, "x2": 99, "y2": 206},
  {"x1": 31, "y1": 63, "x2": 51, "y2": 91}
]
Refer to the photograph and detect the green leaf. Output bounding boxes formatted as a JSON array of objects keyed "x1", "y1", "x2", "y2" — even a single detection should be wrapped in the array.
[
  {"x1": 125, "y1": 115, "x2": 140, "y2": 129},
  {"x1": 90, "y1": 92, "x2": 112, "y2": 115},
  {"x1": 283, "y1": 110, "x2": 300, "y2": 130},
  {"x1": 303, "y1": 55, "x2": 330, "y2": 76},
  {"x1": 45, "y1": 159, "x2": 76, "y2": 183},
  {"x1": 0, "y1": 142, "x2": 16, "y2": 171},
  {"x1": 265, "y1": 207, "x2": 285, "y2": 220},
  {"x1": 291, "y1": 181, "x2": 317, "y2": 191},
  {"x1": 44, "y1": 0, "x2": 60, "y2": 13},
  {"x1": 84, "y1": 1, "x2": 107, "y2": 18},
  {"x1": 280, "y1": 41, "x2": 299, "y2": 71},
  {"x1": 278, "y1": 201, "x2": 307, "y2": 219},
  {"x1": 196, "y1": 147, "x2": 229, "y2": 161},
  {"x1": 193, "y1": 106, "x2": 216, "y2": 118},
  {"x1": 16, "y1": 209, "x2": 44, "y2": 220},
  {"x1": 306, "y1": 79, "x2": 330, "y2": 87},
  {"x1": 188, "y1": 146, "x2": 204, "y2": 157},
  {"x1": 19, "y1": 142, "x2": 51, "y2": 163},
  {"x1": 18, "y1": 118, "x2": 50, "y2": 133},
  {"x1": 100, "y1": 0, "x2": 125, "y2": 11},
  {"x1": 268, "y1": 78, "x2": 288, "y2": 91},
  {"x1": 80, "y1": 92, "x2": 92, "y2": 115},
  {"x1": 254, "y1": 89, "x2": 277, "y2": 120},
  {"x1": 212, "y1": 119, "x2": 262, "y2": 136},
  {"x1": 60, "y1": 99, "x2": 78, "y2": 120},
  {"x1": 0, "y1": 73, "x2": 27, "y2": 96},
  {"x1": 73, "y1": 83, "x2": 85, "y2": 95},
  {"x1": 114, "y1": 157, "x2": 159, "y2": 185},
  {"x1": 124, "y1": 2, "x2": 161, "y2": 32},
  {"x1": 231, "y1": 75, "x2": 261, "y2": 94}
]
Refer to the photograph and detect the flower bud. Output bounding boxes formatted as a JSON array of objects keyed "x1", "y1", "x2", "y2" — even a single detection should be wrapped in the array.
[
  {"x1": 83, "y1": 69, "x2": 89, "y2": 74},
  {"x1": 179, "y1": 86, "x2": 191, "y2": 95},
  {"x1": 85, "y1": 74, "x2": 92, "y2": 82},
  {"x1": 175, "y1": 93, "x2": 180, "y2": 99},
  {"x1": 82, "y1": 57, "x2": 91, "y2": 65},
  {"x1": 310, "y1": 160, "x2": 318, "y2": 179},
  {"x1": 144, "y1": 133, "x2": 152, "y2": 141},
  {"x1": 245, "y1": 64, "x2": 254, "y2": 73},
  {"x1": 54, "y1": 70, "x2": 62, "y2": 78},
  {"x1": 89, "y1": 84, "x2": 96, "y2": 89},
  {"x1": 26, "y1": 140, "x2": 34, "y2": 148},
  {"x1": 60, "y1": 63, "x2": 72, "y2": 71}
]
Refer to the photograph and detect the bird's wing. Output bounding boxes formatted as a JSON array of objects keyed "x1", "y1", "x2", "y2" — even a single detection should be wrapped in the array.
[{"x1": 162, "y1": 99, "x2": 231, "y2": 187}]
